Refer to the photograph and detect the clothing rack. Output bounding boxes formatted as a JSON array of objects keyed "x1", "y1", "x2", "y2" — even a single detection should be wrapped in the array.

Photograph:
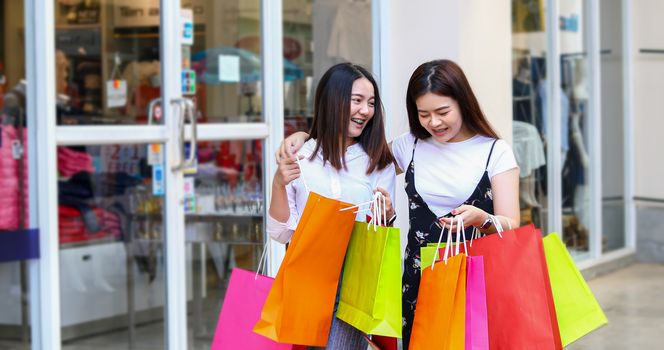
[{"x1": 512, "y1": 50, "x2": 538, "y2": 127}]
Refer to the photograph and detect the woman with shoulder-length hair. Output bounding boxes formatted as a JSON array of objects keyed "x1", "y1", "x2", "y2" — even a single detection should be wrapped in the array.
[
  {"x1": 279, "y1": 59, "x2": 520, "y2": 349},
  {"x1": 267, "y1": 62, "x2": 397, "y2": 349}
]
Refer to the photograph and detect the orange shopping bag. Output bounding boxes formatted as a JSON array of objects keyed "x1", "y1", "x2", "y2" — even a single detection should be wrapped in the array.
[
  {"x1": 410, "y1": 219, "x2": 467, "y2": 350},
  {"x1": 254, "y1": 192, "x2": 357, "y2": 346}
]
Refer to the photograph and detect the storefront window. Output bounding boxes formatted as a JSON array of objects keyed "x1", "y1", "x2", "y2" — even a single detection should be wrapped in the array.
[
  {"x1": 54, "y1": 0, "x2": 263, "y2": 126},
  {"x1": 188, "y1": 0, "x2": 264, "y2": 124},
  {"x1": 282, "y1": 0, "x2": 373, "y2": 136},
  {"x1": 0, "y1": 0, "x2": 33, "y2": 347},
  {"x1": 57, "y1": 143, "x2": 167, "y2": 348},
  {"x1": 185, "y1": 139, "x2": 264, "y2": 348},
  {"x1": 600, "y1": 0, "x2": 626, "y2": 252},
  {"x1": 560, "y1": 0, "x2": 591, "y2": 258},
  {"x1": 511, "y1": 0, "x2": 549, "y2": 230}
]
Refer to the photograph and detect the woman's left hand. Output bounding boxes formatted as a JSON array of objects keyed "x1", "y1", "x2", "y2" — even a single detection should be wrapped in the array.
[
  {"x1": 373, "y1": 187, "x2": 395, "y2": 225},
  {"x1": 439, "y1": 205, "x2": 488, "y2": 232}
]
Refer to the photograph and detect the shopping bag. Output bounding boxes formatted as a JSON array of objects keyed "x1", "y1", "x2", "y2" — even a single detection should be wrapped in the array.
[
  {"x1": 467, "y1": 224, "x2": 562, "y2": 349},
  {"x1": 254, "y1": 192, "x2": 356, "y2": 346},
  {"x1": 543, "y1": 233, "x2": 608, "y2": 346},
  {"x1": 337, "y1": 221, "x2": 402, "y2": 337},
  {"x1": 410, "y1": 253, "x2": 466, "y2": 350},
  {"x1": 419, "y1": 220, "x2": 487, "y2": 350},
  {"x1": 212, "y1": 268, "x2": 300, "y2": 349},
  {"x1": 366, "y1": 335, "x2": 398, "y2": 350},
  {"x1": 465, "y1": 256, "x2": 489, "y2": 350},
  {"x1": 410, "y1": 219, "x2": 467, "y2": 350}
]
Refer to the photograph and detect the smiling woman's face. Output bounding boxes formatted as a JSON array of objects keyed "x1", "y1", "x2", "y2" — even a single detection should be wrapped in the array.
[
  {"x1": 346, "y1": 77, "x2": 375, "y2": 143},
  {"x1": 416, "y1": 92, "x2": 472, "y2": 143}
]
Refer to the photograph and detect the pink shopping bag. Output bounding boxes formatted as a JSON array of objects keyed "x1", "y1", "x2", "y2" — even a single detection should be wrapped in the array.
[
  {"x1": 212, "y1": 268, "x2": 303, "y2": 349},
  {"x1": 466, "y1": 256, "x2": 489, "y2": 350}
]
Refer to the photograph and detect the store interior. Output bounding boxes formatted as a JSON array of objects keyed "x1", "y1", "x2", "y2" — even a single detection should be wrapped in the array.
[{"x1": 0, "y1": 0, "x2": 372, "y2": 348}]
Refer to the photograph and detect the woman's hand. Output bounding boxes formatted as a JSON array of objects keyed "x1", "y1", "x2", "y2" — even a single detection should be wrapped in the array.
[
  {"x1": 439, "y1": 205, "x2": 488, "y2": 233},
  {"x1": 373, "y1": 187, "x2": 395, "y2": 225},
  {"x1": 274, "y1": 154, "x2": 304, "y2": 187},
  {"x1": 277, "y1": 131, "x2": 309, "y2": 164}
]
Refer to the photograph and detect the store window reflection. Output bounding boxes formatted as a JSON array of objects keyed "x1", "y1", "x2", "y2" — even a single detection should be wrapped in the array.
[
  {"x1": 560, "y1": 0, "x2": 591, "y2": 257},
  {"x1": 55, "y1": 0, "x2": 160, "y2": 125},
  {"x1": 54, "y1": 0, "x2": 266, "y2": 126},
  {"x1": 511, "y1": 0, "x2": 549, "y2": 230},
  {"x1": 0, "y1": 0, "x2": 32, "y2": 347},
  {"x1": 57, "y1": 144, "x2": 167, "y2": 348},
  {"x1": 185, "y1": 140, "x2": 264, "y2": 348},
  {"x1": 282, "y1": 0, "x2": 373, "y2": 136},
  {"x1": 188, "y1": 0, "x2": 265, "y2": 124}
]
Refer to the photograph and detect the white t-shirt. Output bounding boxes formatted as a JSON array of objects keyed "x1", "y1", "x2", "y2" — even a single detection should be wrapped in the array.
[
  {"x1": 392, "y1": 132, "x2": 518, "y2": 217},
  {"x1": 267, "y1": 139, "x2": 396, "y2": 243}
]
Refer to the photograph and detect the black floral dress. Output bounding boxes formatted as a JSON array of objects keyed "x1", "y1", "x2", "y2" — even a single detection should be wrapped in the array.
[{"x1": 401, "y1": 138, "x2": 498, "y2": 349}]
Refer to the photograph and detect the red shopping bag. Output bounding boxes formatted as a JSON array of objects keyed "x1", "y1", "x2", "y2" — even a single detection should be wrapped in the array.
[
  {"x1": 366, "y1": 335, "x2": 398, "y2": 350},
  {"x1": 467, "y1": 224, "x2": 562, "y2": 349},
  {"x1": 212, "y1": 268, "x2": 304, "y2": 349}
]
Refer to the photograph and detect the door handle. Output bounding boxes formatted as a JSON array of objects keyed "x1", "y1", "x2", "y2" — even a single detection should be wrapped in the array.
[{"x1": 171, "y1": 98, "x2": 197, "y2": 172}]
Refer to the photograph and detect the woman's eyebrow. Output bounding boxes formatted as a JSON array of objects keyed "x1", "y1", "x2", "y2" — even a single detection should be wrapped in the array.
[{"x1": 418, "y1": 104, "x2": 450, "y2": 113}]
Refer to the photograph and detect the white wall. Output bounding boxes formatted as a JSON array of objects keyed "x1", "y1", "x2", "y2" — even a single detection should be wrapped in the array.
[
  {"x1": 633, "y1": 0, "x2": 664, "y2": 199},
  {"x1": 385, "y1": 0, "x2": 512, "y2": 241},
  {"x1": 385, "y1": 0, "x2": 460, "y2": 141},
  {"x1": 459, "y1": 0, "x2": 512, "y2": 144}
]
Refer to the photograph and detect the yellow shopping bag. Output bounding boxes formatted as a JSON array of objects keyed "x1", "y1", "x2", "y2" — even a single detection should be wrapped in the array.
[
  {"x1": 337, "y1": 221, "x2": 402, "y2": 337},
  {"x1": 543, "y1": 233, "x2": 608, "y2": 346}
]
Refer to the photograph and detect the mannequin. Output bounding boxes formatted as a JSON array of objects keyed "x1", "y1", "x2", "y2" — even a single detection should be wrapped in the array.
[{"x1": 567, "y1": 58, "x2": 590, "y2": 249}]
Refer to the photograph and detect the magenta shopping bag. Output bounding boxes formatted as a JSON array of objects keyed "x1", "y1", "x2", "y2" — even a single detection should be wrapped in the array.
[
  {"x1": 465, "y1": 256, "x2": 489, "y2": 350},
  {"x1": 212, "y1": 268, "x2": 301, "y2": 350}
]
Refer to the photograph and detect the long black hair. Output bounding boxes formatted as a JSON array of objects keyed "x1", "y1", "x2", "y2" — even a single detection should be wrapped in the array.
[
  {"x1": 309, "y1": 63, "x2": 394, "y2": 173},
  {"x1": 406, "y1": 59, "x2": 499, "y2": 139}
]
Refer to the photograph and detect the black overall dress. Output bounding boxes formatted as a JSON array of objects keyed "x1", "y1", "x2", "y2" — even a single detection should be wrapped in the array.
[{"x1": 401, "y1": 138, "x2": 498, "y2": 349}]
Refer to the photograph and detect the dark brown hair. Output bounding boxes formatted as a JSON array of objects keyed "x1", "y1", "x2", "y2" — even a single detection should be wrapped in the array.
[
  {"x1": 406, "y1": 59, "x2": 499, "y2": 139},
  {"x1": 309, "y1": 63, "x2": 394, "y2": 173}
]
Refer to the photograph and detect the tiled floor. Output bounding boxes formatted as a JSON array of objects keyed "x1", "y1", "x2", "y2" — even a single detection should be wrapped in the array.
[
  {"x1": 1, "y1": 263, "x2": 663, "y2": 349},
  {"x1": 568, "y1": 263, "x2": 664, "y2": 350}
]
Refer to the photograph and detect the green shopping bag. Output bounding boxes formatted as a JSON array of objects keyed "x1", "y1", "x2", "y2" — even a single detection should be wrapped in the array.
[
  {"x1": 337, "y1": 221, "x2": 402, "y2": 338},
  {"x1": 421, "y1": 243, "x2": 454, "y2": 273},
  {"x1": 543, "y1": 233, "x2": 608, "y2": 346}
]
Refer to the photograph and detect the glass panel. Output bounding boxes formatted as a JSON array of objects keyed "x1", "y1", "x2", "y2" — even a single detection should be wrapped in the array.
[
  {"x1": 600, "y1": 0, "x2": 625, "y2": 252},
  {"x1": 55, "y1": 0, "x2": 162, "y2": 126},
  {"x1": 0, "y1": 0, "x2": 33, "y2": 347},
  {"x1": 58, "y1": 144, "x2": 166, "y2": 348},
  {"x1": 187, "y1": 0, "x2": 264, "y2": 124},
  {"x1": 282, "y1": 0, "x2": 373, "y2": 136},
  {"x1": 560, "y1": 0, "x2": 591, "y2": 259},
  {"x1": 511, "y1": 0, "x2": 548, "y2": 230},
  {"x1": 185, "y1": 140, "x2": 264, "y2": 348}
]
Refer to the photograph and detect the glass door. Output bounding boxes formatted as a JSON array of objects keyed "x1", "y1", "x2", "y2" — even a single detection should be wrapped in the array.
[
  {"x1": 178, "y1": 1, "x2": 270, "y2": 348},
  {"x1": 50, "y1": 0, "x2": 271, "y2": 349}
]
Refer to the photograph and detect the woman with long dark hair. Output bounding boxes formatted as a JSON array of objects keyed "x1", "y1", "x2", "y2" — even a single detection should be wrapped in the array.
[
  {"x1": 279, "y1": 59, "x2": 519, "y2": 349},
  {"x1": 267, "y1": 62, "x2": 396, "y2": 349}
]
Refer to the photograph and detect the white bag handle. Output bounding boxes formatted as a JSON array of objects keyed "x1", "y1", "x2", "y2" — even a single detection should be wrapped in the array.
[
  {"x1": 294, "y1": 153, "x2": 310, "y2": 193},
  {"x1": 432, "y1": 219, "x2": 455, "y2": 269},
  {"x1": 431, "y1": 221, "x2": 447, "y2": 270},
  {"x1": 470, "y1": 226, "x2": 481, "y2": 247},
  {"x1": 456, "y1": 215, "x2": 468, "y2": 256},
  {"x1": 365, "y1": 191, "x2": 387, "y2": 231},
  {"x1": 255, "y1": 239, "x2": 270, "y2": 279}
]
